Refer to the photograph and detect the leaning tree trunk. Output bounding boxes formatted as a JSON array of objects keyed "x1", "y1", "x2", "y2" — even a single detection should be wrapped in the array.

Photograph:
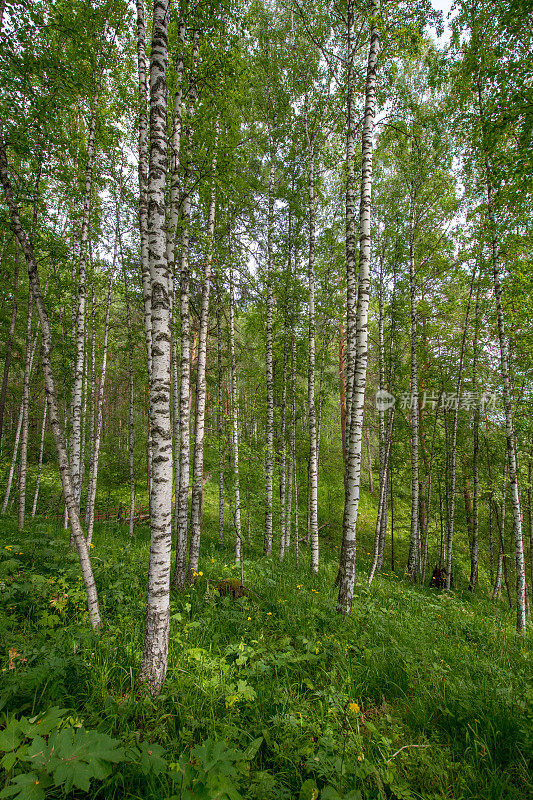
[
  {"x1": 338, "y1": 0, "x2": 380, "y2": 614},
  {"x1": 173, "y1": 32, "x2": 199, "y2": 590},
  {"x1": 189, "y1": 154, "x2": 217, "y2": 576},
  {"x1": 138, "y1": 0, "x2": 173, "y2": 695},
  {"x1": 264, "y1": 156, "x2": 275, "y2": 556},
  {"x1": 0, "y1": 129, "x2": 101, "y2": 629},
  {"x1": 17, "y1": 289, "x2": 34, "y2": 529}
]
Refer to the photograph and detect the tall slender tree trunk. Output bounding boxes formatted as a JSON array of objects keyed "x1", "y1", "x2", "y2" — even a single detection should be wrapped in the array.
[
  {"x1": 492, "y1": 456, "x2": 507, "y2": 600},
  {"x1": 407, "y1": 185, "x2": 420, "y2": 578},
  {"x1": 135, "y1": 0, "x2": 153, "y2": 500},
  {"x1": 470, "y1": 286, "x2": 481, "y2": 590},
  {"x1": 173, "y1": 32, "x2": 199, "y2": 590},
  {"x1": 189, "y1": 154, "x2": 217, "y2": 576},
  {"x1": 369, "y1": 408, "x2": 394, "y2": 585},
  {"x1": 70, "y1": 103, "x2": 99, "y2": 508},
  {"x1": 0, "y1": 245, "x2": 19, "y2": 452},
  {"x1": 445, "y1": 264, "x2": 477, "y2": 589},
  {"x1": 2, "y1": 315, "x2": 41, "y2": 514},
  {"x1": 304, "y1": 98, "x2": 319, "y2": 574},
  {"x1": 279, "y1": 321, "x2": 288, "y2": 558},
  {"x1": 264, "y1": 157, "x2": 275, "y2": 556},
  {"x1": 338, "y1": 0, "x2": 380, "y2": 614},
  {"x1": 217, "y1": 284, "x2": 224, "y2": 542},
  {"x1": 31, "y1": 396, "x2": 47, "y2": 518},
  {"x1": 17, "y1": 290, "x2": 34, "y2": 529},
  {"x1": 228, "y1": 264, "x2": 242, "y2": 567},
  {"x1": 138, "y1": 0, "x2": 173, "y2": 694},
  {"x1": 344, "y1": 0, "x2": 357, "y2": 439},
  {"x1": 0, "y1": 129, "x2": 101, "y2": 629},
  {"x1": 86, "y1": 268, "x2": 114, "y2": 545},
  {"x1": 476, "y1": 78, "x2": 526, "y2": 630}
]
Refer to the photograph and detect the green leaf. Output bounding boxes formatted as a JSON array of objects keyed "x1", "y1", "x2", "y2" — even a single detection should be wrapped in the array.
[
  {"x1": 0, "y1": 773, "x2": 47, "y2": 800},
  {"x1": 243, "y1": 736, "x2": 263, "y2": 761}
]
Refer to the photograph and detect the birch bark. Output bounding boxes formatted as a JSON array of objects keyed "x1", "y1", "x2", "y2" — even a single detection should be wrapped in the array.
[
  {"x1": 345, "y1": 0, "x2": 357, "y2": 439},
  {"x1": 445, "y1": 264, "x2": 477, "y2": 589},
  {"x1": 406, "y1": 185, "x2": 420, "y2": 578},
  {"x1": 338, "y1": 0, "x2": 380, "y2": 614},
  {"x1": 0, "y1": 246, "x2": 18, "y2": 451},
  {"x1": 229, "y1": 264, "x2": 242, "y2": 566},
  {"x1": 17, "y1": 289, "x2": 33, "y2": 529},
  {"x1": 31, "y1": 397, "x2": 47, "y2": 518},
  {"x1": 264, "y1": 157, "x2": 275, "y2": 556},
  {"x1": 189, "y1": 154, "x2": 217, "y2": 574},
  {"x1": 86, "y1": 267, "x2": 114, "y2": 545},
  {"x1": 304, "y1": 99, "x2": 319, "y2": 574},
  {"x1": 139, "y1": 0, "x2": 174, "y2": 694},
  {"x1": 173, "y1": 31, "x2": 199, "y2": 589}
]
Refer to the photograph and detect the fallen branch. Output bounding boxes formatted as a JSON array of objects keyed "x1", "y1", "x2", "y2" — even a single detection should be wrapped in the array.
[{"x1": 385, "y1": 744, "x2": 429, "y2": 764}]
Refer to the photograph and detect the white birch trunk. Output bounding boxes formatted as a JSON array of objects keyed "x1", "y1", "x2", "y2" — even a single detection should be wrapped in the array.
[
  {"x1": 264, "y1": 157, "x2": 275, "y2": 556},
  {"x1": 31, "y1": 396, "x2": 47, "y2": 518},
  {"x1": 369, "y1": 409, "x2": 394, "y2": 585},
  {"x1": 217, "y1": 286, "x2": 224, "y2": 542},
  {"x1": 338, "y1": 0, "x2": 380, "y2": 614},
  {"x1": 345, "y1": 0, "x2": 357, "y2": 440},
  {"x1": 189, "y1": 153, "x2": 217, "y2": 572},
  {"x1": 279, "y1": 322, "x2": 287, "y2": 559},
  {"x1": 229, "y1": 265, "x2": 242, "y2": 566},
  {"x1": 138, "y1": 0, "x2": 174, "y2": 694},
  {"x1": 304, "y1": 100, "x2": 319, "y2": 574},
  {"x1": 86, "y1": 268, "x2": 114, "y2": 545},
  {"x1": 445, "y1": 264, "x2": 477, "y2": 589},
  {"x1": 17, "y1": 290, "x2": 33, "y2": 529},
  {"x1": 70, "y1": 105, "x2": 98, "y2": 507},
  {"x1": 407, "y1": 187, "x2": 420, "y2": 578},
  {"x1": 173, "y1": 31, "x2": 199, "y2": 589},
  {"x1": 135, "y1": 0, "x2": 153, "y2": 498}
]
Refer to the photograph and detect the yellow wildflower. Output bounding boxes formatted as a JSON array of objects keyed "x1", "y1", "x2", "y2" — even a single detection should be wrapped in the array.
[
  {"x1": 348, "y1": 702, "x2": 360, "y2": 714},
  {"x1": 198, "y1": 571, "x2": 203, "y2": 576},
  {"x1": 247, "y1": 616, "x2": 251, "y2": 621},
  {"x1": 266, "y1": 612, "x2": 272, "y2": 616},
  {"x1": 4, "y1": 545, "x2": 12, "y2": 550},
  {"x1": 89, "y1": 543, "x2": 95, "y2": 549}
]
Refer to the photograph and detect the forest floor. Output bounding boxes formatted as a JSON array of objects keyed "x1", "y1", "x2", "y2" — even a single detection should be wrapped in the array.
[{"x1": 0, "y1": 482, "x2": 531, "y2": 800}]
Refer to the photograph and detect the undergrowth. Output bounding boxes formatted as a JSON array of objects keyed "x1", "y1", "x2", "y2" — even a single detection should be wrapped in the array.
[{"x1": 0, "y1": 492, "x2": 531, "y2": 799}]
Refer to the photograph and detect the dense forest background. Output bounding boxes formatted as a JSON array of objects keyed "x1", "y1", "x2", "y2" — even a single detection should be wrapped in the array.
[{"x1": 0, "y1": 0, "x2": 532, "y2": 797}]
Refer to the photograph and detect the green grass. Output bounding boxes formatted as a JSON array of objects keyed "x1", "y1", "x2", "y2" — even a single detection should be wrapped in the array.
[{"x1": 0, "y1": 482, "x2": 531, "y2": 800}]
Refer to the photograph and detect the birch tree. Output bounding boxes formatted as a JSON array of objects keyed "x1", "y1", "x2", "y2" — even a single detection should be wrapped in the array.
[{"x1": 338, "y1": 0, "x2": 380, "y2": 614}]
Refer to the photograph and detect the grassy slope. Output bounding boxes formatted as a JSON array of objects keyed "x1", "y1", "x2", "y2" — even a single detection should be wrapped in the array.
[{"x1": 0, "y1": 478, "x2": 531, "y2": 800}]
